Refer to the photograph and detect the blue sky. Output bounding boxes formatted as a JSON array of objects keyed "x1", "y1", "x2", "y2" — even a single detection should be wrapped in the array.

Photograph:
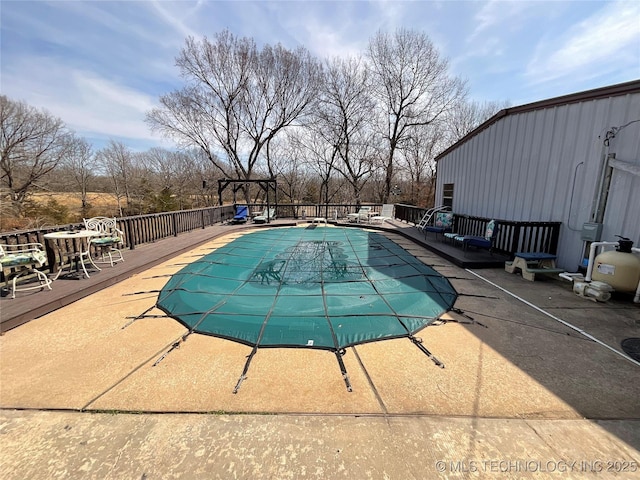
[{"x1": 2, "y1": 0, "x2": 639, "y2": 151}]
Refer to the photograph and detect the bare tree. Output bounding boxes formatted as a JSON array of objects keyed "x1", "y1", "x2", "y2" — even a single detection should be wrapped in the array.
[
  {"x1": 96, "y1": 140, "x2": 136, "y2": 216},
  {"x1": 401, "y1": 123, "x2": 446, "y2": 206},
  {"x1": 0, "y1": 95, "x2": 75, "y2": 215},
  {"x1": 315, "y1": 56, "x2": 377, "y2": 205},
  {"x1": 63, "y1": 138, "x2": 96, "y2": 218},
  {"x1": 147, "y1": 31, "x2": 322, "y2": 203},
  {"x1": 141, "y1": 148, "x2": 184, "y2": 209},
  {"x1": 261, "y1": 133, "x2": 311, "y2": 212},
  {"x1": 332, "y1": 133, "x2": 379, "y2": 206},
  {"x1": 139, "y1": 148, "x2": 220, "y2": 210},
  {"x1": 366, "y1": 28, "x2": 466, "y2": 202},
  {"x1": 293, "y1": 129, "x2": 341, "y2": 207},
  {"x1": 446, "y1": 99, "x2": 510, "y2": 142}
]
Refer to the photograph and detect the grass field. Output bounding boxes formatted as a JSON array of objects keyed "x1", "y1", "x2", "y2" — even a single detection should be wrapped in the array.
[
  {"x1": 30, "y1": 192, "x2": 121, "y2": 212},
  {"x1": 1, "y1": 192, "x2": 123, "y2": 231}
]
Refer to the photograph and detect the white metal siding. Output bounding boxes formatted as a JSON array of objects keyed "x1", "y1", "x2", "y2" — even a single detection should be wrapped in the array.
[{"x1": 436, "y1": 92, "x2": 640, "y2": 271}]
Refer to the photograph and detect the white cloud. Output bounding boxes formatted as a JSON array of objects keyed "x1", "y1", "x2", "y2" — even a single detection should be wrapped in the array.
[
  {"x1": 3, "y1": 57, "x2": 164, "y2": 144},
  {"x1": 526, "y1": 0, "x2": 640, "y2": 84},
  {"x1": 3, "y1": 0, "x2": 637, "y2": 151},
  {"x1": 148, "y1": 0, "x2": 203, "y2": 41},
  {"x1": 298, "y1": 21, "x2": 364, "y2": 60},
  {"x1": 469, "y1": 0, "x2": 534, "y2": 41},
  {"x1": 266, "y1": 2, "x2": 368, "y2": 59},
  {"x1": 455, "y1": 0, "x2": 541, "y2": 77}
]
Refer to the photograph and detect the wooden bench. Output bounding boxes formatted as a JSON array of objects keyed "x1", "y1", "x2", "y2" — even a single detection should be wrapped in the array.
[{"x1": 505, "y1": 252, "x2": 564, "y2": 281}]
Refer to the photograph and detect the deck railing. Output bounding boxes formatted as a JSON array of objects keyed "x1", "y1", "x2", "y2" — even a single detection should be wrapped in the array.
[
  {"x1": 119, "y1": 206, "x2": 235, "y2": 247},
  {"x1": 1, "y1": 206, "x2": 236, "y2": 247},
  {"x1": 0, "y1": 206, "x2": 236, "y2": 274},
  {"x1": 0, "y1": 204, "x2": 385, "y2": 275},
  {"x1": 2, "y1": 201, "x2": 560, "y2": 272},
  {"x1": 395, "y1": 203, "x2": 561, "y2": 257},
  {"x1": 244, "y1": 203, "x2": 382, "y2": 220}
]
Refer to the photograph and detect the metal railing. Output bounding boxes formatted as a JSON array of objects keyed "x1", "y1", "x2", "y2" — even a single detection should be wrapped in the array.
[{"x1": 395, "y1": 204, "x2": 562, "y2": 257}]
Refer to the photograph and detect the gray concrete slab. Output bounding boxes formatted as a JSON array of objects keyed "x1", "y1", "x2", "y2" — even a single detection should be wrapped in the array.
[{"x1": 1, "y1": 410, "x2": 638, "y2": 480}]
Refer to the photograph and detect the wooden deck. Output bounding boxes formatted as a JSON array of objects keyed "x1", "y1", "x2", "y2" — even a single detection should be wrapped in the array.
[
  {"x1": 359, "y1": 219, "x2": 510, "y2": 268},
  {"x1": 0, "y1": 218, "x2": 507, "y2": 332}
]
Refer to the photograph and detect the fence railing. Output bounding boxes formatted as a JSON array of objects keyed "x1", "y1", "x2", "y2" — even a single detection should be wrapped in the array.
[
  {"x1": 0, "y1": 206, "x2": 236, "y2": 275},
  {"x1": 394, "y1": 204, "x2": 562, "y2": 257},
  {"x1": 0, "y1": 204, "x2": 385, "y2": 275},
  {"x1": 244, "y1": 203, "x2": 382, "y2": 220},
  {"x1": 1, "y1": 202, "x2": 562, "y2": 274},
  {"x1": 119, "y1": 206, "x2": 235, "y2": 248}
]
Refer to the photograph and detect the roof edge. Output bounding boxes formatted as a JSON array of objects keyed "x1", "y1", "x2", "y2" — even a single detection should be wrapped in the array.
[{"x1": 435, "y1": 79, "x2": 640, "y2": 161}]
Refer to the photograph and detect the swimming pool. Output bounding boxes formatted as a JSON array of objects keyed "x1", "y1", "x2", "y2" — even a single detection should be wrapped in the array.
[{"x1": 156, "y1": 226, "x2": 458, "y2": 390}]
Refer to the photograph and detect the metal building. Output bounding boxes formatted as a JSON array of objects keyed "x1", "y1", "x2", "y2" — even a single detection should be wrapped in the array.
[{"x1": 434, "y1": 80, "x2": 640, "y2": 271}]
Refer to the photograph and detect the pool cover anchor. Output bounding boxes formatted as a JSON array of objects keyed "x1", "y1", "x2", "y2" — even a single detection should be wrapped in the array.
[
  {"x1": 122, "y1": 303, "x2": 172, "y2": 329},
  {"x1": 446, "y1": 308, "x2": 488, "y2": 328},
  {"x1": 233, "y1": 346, "x2": 259, "y2": 394},
  {"x1": 152, "y1": 332, "x2": 191, "y2": 367},
  {"x1": 122, "y1": 305, "x2": 156, "y2": 330},
  {"x1": 410, "y1": 336, "x2": 445, "y2": 368},
  {"x1": 233, "y1": 374, "x2": 247, "y2": 394},
  {"x1": 335, "y1": 348, "x2": 353, "y2": 392}
]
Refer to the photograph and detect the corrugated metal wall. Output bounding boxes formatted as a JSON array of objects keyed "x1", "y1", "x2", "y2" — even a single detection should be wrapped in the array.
[{"x1": 436, "y1": 91, "x2": 640, "y2": 271}]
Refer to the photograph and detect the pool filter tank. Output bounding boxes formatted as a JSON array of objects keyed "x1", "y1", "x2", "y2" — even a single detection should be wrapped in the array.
[{"x1": 591, "y1": 237, "x2": 640, "y2": 293}]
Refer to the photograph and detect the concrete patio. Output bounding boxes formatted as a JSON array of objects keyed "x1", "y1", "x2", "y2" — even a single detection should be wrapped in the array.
[{"x1": 1, "y1": 220, "x2": 639, "y2": 479}]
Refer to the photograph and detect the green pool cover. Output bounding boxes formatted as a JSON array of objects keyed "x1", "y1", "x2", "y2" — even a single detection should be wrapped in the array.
[{"x1": 156, "y1": 226, "x2": 457, "y2": 391}]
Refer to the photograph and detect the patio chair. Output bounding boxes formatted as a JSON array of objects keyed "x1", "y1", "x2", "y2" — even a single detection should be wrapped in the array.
[
  {"x1": 253, "y1": 207, "x2": 276, "y2": 224},
  {"x1": 231, "y1": 205, "x2": 249, "y2": 224},
  {"x1": 371, "y1": 204, "x2": 395, "y2": 224},
  {"x1": 83, "y1": 217, "x2": 125, "y2": 267},
  {"x1": 450, "y1": 219, "x2": 499, "y2": 253},
  {"x1": 422, "y1": 212, "x2": 454, "y2": 238},
  {"x1": 0, "y1": 243, "x2": 52, "y2": 298},
  {"x1": 346, "y1": 206, "x2": 372, "y2": 223}
]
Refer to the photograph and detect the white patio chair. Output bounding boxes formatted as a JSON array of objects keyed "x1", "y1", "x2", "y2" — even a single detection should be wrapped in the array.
[
  {"x1": 253, "y1": 207, "x2": 276, "y2": 224},
  {"x1": 83, "y1": 217, "x2": 125, "y2": 267},
  {"x1": 346, "y1": 206, "x2": 372, "y2": 223},
  {"x1": 0, "y1": 243, "x2": 52, "y2": 298},
  {"x1": 371, "y1": 204, "x2": 395, "y2": 224}
]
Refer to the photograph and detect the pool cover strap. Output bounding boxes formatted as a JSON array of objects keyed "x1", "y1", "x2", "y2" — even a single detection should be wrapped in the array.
[
  {"x1": 410, "y1": 336, "x2": 444, "y2": 368},
  {"x1": 335, "y1": 348, "x2": 352, "y2": 392}
]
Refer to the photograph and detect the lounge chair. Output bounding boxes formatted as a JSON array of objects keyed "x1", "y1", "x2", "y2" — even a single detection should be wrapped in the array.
[
  {"x1": 253, "y1": 207, "x2": 276, "y2": 224},
  {"x1": 371, "y1": 204, "x2": 394, "y2": 224},
  {"x1": 347, "y1": 206, "x2": 372, "y2": 223},
  {"x1": 231, "y1": 205, "x2": 249, "y2": 224},
  {"x1": 422, "y1": 211, "x2": 454, "y2": 238},
  {"x1": 0, "y1": 242, "x2": 53, "y2": 298},
  {"x1": 447, "y1": 219, "x2": 499, "y2": 253},
  {"x1": 83, "y1": 216, "x2": 125, "y2": 267}
]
